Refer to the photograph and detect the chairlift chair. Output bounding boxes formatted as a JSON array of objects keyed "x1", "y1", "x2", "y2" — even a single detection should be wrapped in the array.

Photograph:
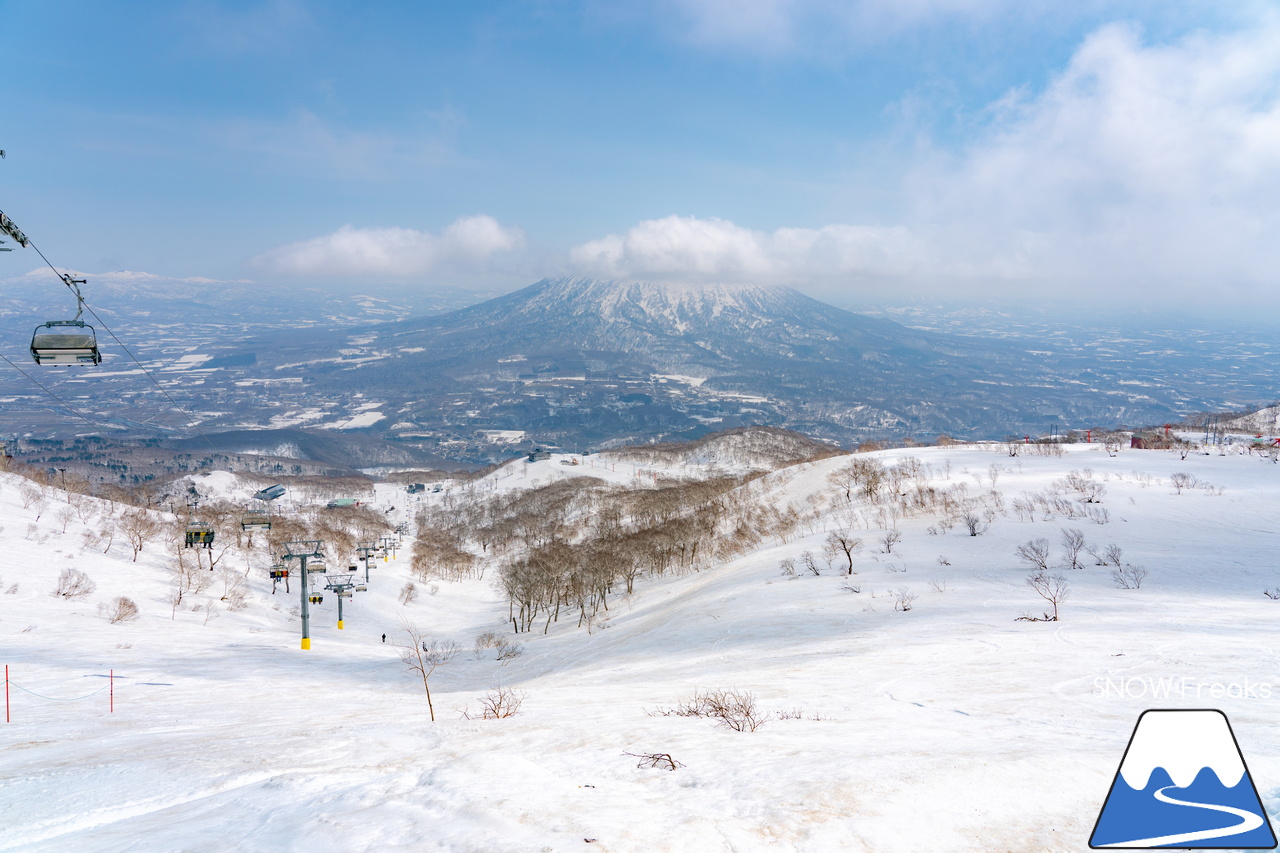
[
  {"x1": 305, "y1": 559, "x2": 328, "y2": 573},
  {"x1": 184, "y1": 522, "x2": 215, "y2": 548},
  {"x1": 241, "y1": 509, "x2": 271, "y2": 531},
  {"x1": 30, "y1": 320, "x2": 102, "y2": 365},
  {"x1": 30, "y1": 275, "x2": 101, "y2": 366}
]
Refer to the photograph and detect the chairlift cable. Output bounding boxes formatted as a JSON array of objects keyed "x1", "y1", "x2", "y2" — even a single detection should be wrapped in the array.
[
  {"x1": 0, "y1": 351, "x2": 102, "y2": 430},
  {"x1": 23, "y1": 237, "x2": 218, "y2": 451}
]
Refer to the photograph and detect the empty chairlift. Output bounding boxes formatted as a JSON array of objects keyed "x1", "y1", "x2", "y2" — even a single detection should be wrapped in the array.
[
  {"x1": 30, "y1": 274, "x2": 102, "y2": 366},
  {"x1": 241, "y1": 509, "x2": 272, "y2": 531},
  {"x1": 31, "y1": 320, "x2": 102, "y2": 365}
]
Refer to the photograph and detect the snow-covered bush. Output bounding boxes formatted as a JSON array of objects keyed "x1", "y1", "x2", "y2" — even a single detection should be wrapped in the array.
[
  {"x1": 101, "y1": 596, "x2": 140, "y2": 623},
  {"x1": 53, "y1": 568, "x2": 95, "y2": 599}
]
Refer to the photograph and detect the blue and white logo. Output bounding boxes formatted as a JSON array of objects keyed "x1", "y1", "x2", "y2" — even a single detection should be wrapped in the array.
[{"x1": 1090, "y1": 709, "x2": 1276, "y2": 849}]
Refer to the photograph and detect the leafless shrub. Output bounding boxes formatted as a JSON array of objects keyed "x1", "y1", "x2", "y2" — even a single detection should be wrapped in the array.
[
  {"x1": 464, "y1": 686, "x2": 525, "y2": 719},
  {"x1": 219, "y1": 568, "x2": 250, "y2": 611},
  {"x1": 779, "y1": 557, "x2": 797, "y2": 577},
  {"x1": 894, "y1": 587, "x2": 918, "y2": 611},
  {"x1": 929, "y1": 579, "x2": 949, "y2": 593},
  {"x1": 936, "y1": 555, "x2": 951, "y2": 566},
  {"x1": 963, "y1": 513, "x2": 988, "y2": 536},
  {"x1": 53, "y1": 568, "x2": 95, "y2": 599},
  {"x1": 625, "y1": 752, "x2": 684, "y2": 771},
  {"x1": 1060, "y1": 528, "x2": 1087, "y2": 570},
  {"x1": 839, "y1": 582, "x2": 861, "y2": 594},
  {"x1": 1019, "y1": 570, "x2": 1069, "y2": 621},
  {"x1": 1264, "y1": 588, "x2": 1280, "y2": 600},
  {"x1": 657, "y1": 688, "x2": 768, "y2": 732},
  {"x1": 398, "y1": 581, "x2": 418, "y2": 605},
  {"x1": 800, "y1": 550, "x2": 820, "y2": 576},
  {"x1": 1170, "y1": 472, "x2": 1196, "y2": 494},
  {"x1": 100, "y1": 596, "x2": 140, "y2": 623},
  {"x1": 18, "y1": 482, "x2": 44, "y2": 510},
  {"x1": 1059, "y1": 469, "x2": 1106, "y2": 504},
  {"x1": 1015, "y1": 538, "x2": 1052, "y2": 572},
  {"x1": 1113, "y1": 563, "x2": 1149, "y2": 589},
  {"x1": 1011, "y1": 495, "x2": 1035, "y2": 522},
  {"x1": 1102, "y1": 544, "x2": 1124, "y2": 567},
  {"x1": 473, "y1": 631, "x2": 502, "y2": 658},
  {"x1": 5, "y1": 583, "x2": 18, "y2": 595},
  {"x1": 880, "y1": 530, "x2": 902, "y2": 553},
  {"x1": 495, "y1": 638, "x2": 524, "y2": 661}
]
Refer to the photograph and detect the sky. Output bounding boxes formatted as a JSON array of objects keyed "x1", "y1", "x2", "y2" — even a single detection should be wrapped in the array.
[{"x1": 2, "y1": 1, "x2": 1279, "y2": 311}]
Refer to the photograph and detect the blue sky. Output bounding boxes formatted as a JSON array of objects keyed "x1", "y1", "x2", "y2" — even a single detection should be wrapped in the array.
[{"x1": 2, "y1": 1, "x2": 1278, "y2": 309}]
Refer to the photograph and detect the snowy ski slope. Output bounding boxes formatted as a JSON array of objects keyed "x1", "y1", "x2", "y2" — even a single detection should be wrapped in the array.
[{"x1": 1, "y1": 441, "x2": 1278, "y2": 852}]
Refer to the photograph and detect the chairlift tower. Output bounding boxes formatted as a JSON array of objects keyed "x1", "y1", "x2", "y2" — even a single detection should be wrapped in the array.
[
  {"x1": 323, "y1": 571, "x2": 365, "y2": 629},
  {"x1": 356, "y1": 542, "x2": 377, "y2": 583},
  {"x1": 282, "y1": 540, "x2": 324, "y2": 650}
]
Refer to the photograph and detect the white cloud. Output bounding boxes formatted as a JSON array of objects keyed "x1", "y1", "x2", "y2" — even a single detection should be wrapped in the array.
[
  {"x1": 573, "y1": 14, "x2": 1280, "y2": 303},
  {"x1": 909, "y1": 16, "x2": 1280, "y2": 295},
  {"x1": 570, "y1": 215, "x2": 922, "y2": 284},
  {"x1": 251, "y1": 216, "x2": 525, "y2": 278}
]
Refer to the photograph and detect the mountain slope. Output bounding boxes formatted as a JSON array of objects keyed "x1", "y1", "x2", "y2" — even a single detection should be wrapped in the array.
[{"x1": 246, "y1": 277, "x2": 1073, "y2": 455}]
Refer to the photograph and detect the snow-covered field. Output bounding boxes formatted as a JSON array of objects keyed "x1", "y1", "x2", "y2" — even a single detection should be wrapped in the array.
[{"x1": 2, "y1": 442, "x2": 1279, "y2": 852}]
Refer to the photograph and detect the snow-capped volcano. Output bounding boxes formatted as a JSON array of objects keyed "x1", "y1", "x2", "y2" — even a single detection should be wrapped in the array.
[{"x1": 231, "y1": 276, "x2": 1181, "y2": 458}]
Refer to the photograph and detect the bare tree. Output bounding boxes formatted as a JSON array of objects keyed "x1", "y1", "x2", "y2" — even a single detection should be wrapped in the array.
[
  {"x1": 800, "y1": 550, "x2": 820, "y2": 576},
  {"x1": 1113, "y1": 563, "x2": 1149, "y2": 589},
  {"x1": 1103, "y1": 543, "x2": 1124, "y2": 568},
  {"x1": 1060, "y1": 528, "x2": 1087, "y2": 570},
  {"x1": 397, "y1": 625, "x2": 460, "y2": 721},
  {"x1": 1015, "y1": 538, "x2": 1052, "y2": 572},
  {"x1": 880, "y1": 530, "x2": 902, "y2": 553},
  {"x1": 1023, "y1": 570, "x2": 1069, "y2": 621},
  {"x1": 120, "y1": 510, "x2": 160, "y2": 562},
  {"x1": 824, "y1": 530, "x2": 863, "y2": 575}
]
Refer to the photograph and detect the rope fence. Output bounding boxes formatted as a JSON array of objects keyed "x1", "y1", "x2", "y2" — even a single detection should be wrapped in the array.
[{"x1": 4, "y1": 665, "x2": 116, "y2": 722}]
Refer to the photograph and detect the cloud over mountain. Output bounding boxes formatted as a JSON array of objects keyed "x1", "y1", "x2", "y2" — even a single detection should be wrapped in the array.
[{"x1": 569, "y1": 216, "x2": 921, "y2": 285}]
